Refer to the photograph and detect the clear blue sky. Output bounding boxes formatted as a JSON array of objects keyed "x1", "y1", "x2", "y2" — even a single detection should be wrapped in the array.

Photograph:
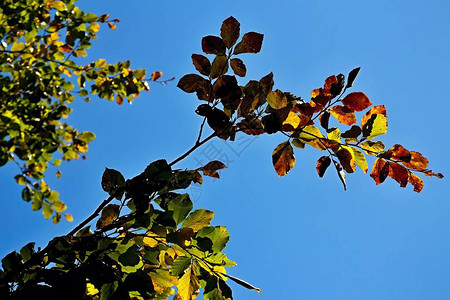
[{"x1": 1, "y1": 1, "x2": 450, "y2": 299}]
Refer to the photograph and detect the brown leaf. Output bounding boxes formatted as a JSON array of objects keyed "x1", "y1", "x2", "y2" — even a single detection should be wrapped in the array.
[
  {"x1": 336, "y1": 148, "x2": 356, "y2": 173},
  {"x1": 98, "y1": 14, "x2": 109, "y2": 23},
  {"x1": 151, "y1": 71, "x2": 162, "y2": 81},
  {"x1": 342, "y1": 92, "x2": 372, "y2": 112},
  {"x1": 192, "y1": 54, "x2": 211, "y2": 76},
  {"x1": 259, "y1": 72, "x2": 274, "y2": 94},
  {"x1": 202, "y1": 35, "x2": 226, "y2": 55},
  {"x1": 408, "y1": 173, "x2": 424, "y2": 193},
  {"x1": 388, "y1": 162, "x2": 409, "y2": 187},
  {"x1": 237, "y1": 115, "x2": 265, "y2": 135},
  {"x1": 370, "y1": 158, "x2": 389, "y2": 185},
  {"x1": 341, "y1": 125, "x2": 361, "y2": 139},
  {"x1": 346, "y1": 67, "x2": 361, "y2": 88},
  {"x1": 230, "y1": 58, "x2": 246, "y2": 77},
  {"x1": 212, "y1": 75, "x2": 242, "y2": 112},
  {"x1": 221, "y1": 16, "x2": 240, "y2": 48},
  {"x1": 233, "y1": 32, "x2": 264, "y2": 54},
  {"x1": 96, "y1": 204, "x2": 120, "y2": 229},
  {"x1": 361, "y1": 105, "x2": 386, "y2": 128},
  {"x1": 319, "y1": 111, "x2": 330, "y2": 130},
  {"x1": 317, "y1": 156, "x2": 331, "y2": 178},
  {"x1": 329, "y1": 105, "x2": 356, "y2": 125},
  {"x1": 177, "y1": 74, "x2": 211, "y2": 100},
  {"x1": 423, "y1": 170, "x2": 444, "y2": 178},
  {"x1": 199, "y1": 160, "x2": 227, "y2": 178},
  {"x1": 388, "y1": 144, "x2": 411, "y2": 162},
  {"x1": 272, "y1": 141, "x2": 295, "y2": 176},
  {"x1": 210, "y1": 55, "x2": 228, "y2": 79},
  {"x1": 323, "y1": 75, "x2": 338, "y2": 96},
  {"x1": 402, "y1": 151, "x2": 429, "y2": 170}
]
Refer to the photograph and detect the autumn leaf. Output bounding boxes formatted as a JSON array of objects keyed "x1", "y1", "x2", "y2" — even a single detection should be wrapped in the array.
[
  {"x1": 329, "y1": 105, "x2": 356, "y2": 125},
  {"x1": 96, "y1": 204, "x2": 120, "y2": 229},
  {"x1": 272, "y1": 141, "x2": 295, "y2": 176},
  {"x1": 402, "y1": 151, "x2": 429, "y2": 170},
  {"x1": 210, "y1": 55, "x2": 228, "y2": 79},
  {"x1": 199, "y1": 160, "x2": 227, "y2": 178},
  {"x1": 408, "y1": 173, "x2": 424, "y2": 193},
  {"x1": 361, "y1": 105, "x2": 386, "y2": 128},
  {"x1": 341, "y1": 125, "x2": 362, "y2": 139},
  {"x1": 360, "y1": 140, "x2": 385, "y2": 155},
  {"x1": 388, "y1": 162, "x2": 409, "y2": 187},
  {"x1": 267, "y1": 89, "x2": 288, "y2": 109},
  {"x1": 233, "y1": 32, "x2": 264, "y2": 54},
  {"x1": 177, "y1": 74, "x2": 211, "y2": 100},
  {"x1": 101, "y1": 168, "x2": 125, "y2": 199},
  {"x1": 177, "y1": 267, "x2": 201, "y2": 300},
  {"x1": 191, "y1": 54, "x2": 211, "y2": 76},
  {"x1": 342, "y1": 92, "x2": 372, "y2": 111},
  {"x1": 362, "y1": 114, "x2": 387, "y2": 139},
  {"x1": 230, "y1": 58, "x2": 247, "y2": 77},
  {"x1": 151, "y1": 71, "x2": 163, "y2": 81},
  {"x1": 202, "y1": 35, "x2": 226, "y2": 55},
  {"x1": 220, "y1": 16, "x2": 240, "y2": 48},
  {"x1": 335, "y1": 147, "x2": 356, "y2": 173},
  {"x1": 351, "y1": 147, "x2": 368, "y2": 173},
  {"x1": 346, "y1": 67, "x2": 361, "y2": 88},
  {"x1": 316, "y1": 156, "x2": 331, "y2": 177},
  {"x1": 370, "y1": 158, "x2": 389, "y2": 185}
]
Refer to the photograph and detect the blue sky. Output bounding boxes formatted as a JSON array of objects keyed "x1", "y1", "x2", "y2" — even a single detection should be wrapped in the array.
[{"x1": 1, "y1": 0, "x2": 450, "y2": 299}]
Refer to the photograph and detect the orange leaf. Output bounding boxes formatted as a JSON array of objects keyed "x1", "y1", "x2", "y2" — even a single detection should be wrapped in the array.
[
  {"x1": 361, "y1": 105, "x2": 386, "y2": 128},
  {"x1": 342, "y1": 92, "x2": 372, "y2": 112},
  {"x1": 316, "y1": 156, "x2": 331, "y2": 178},
  {"x1": 408, "y1": 173, "x2": 424, "y2": 193},
  {"x1": 402, "y1": 151, "x2": 428, "y2": 170},
  {"x1": 329, "y1": 105, "x2": 356, "y2": 125},
  {"x1": 370, "y1": 158, "x2": 389, "y2": 185},
  {"x1": 388, "y1": 162, "x2": 409, "y2": 187},
  {"x1": 323, "y1": 75, "x2": 337, "y2": 95},
  {"x1": 272, "y1": 141, "x2": 295, "y2": 176},
  {"x1": 151, "y1": 71, "x2": 163, "y2": 81},
  {"x1": 386, "y1": 144, "x2": 411, "y2": 162}
]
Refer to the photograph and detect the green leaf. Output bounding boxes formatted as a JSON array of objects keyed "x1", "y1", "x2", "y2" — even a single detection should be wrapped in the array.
[
  {"x1": 42, "y1": 203, "x2": 53, "y2": 219},
  {"x1": 79, "y1": 131, "x2": 96, "y2": 143},
  {"x1": 177, "y1": 266, "x2": 201, "y2": 300},
  {"x1": 196, "y1": 226, "x2": 230, "y2": 253},
  {"x1": 182, "y1": 209, "x2": 215, "y2": 232},
  {"x1": 168, "y1": 194, "x2": 193, "y2": 225},
  {"x1": 170, "y1": 256, "x2": 192, "y2": 276},
  {"x1": 210, "y1": 55, "x2": 228, "y2": 79},
  {"x1": 118, "y1": 245, "x2": 140, "y2": 266},
  {"x1": 19, "y1": 242, "x2": 35, "y2": 263},
  {"x1": 62, "y1": 82, "x2": 74, "y2": 91}
]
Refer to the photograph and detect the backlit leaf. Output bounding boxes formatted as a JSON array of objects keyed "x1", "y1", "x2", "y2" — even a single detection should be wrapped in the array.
[
  {"x1": 370, "y1": 158, "x2": 389, "y2": 185},
  {"x1": 64, "y1": 214, "x2": 73, "y2": 222},
  {"x1": 351, "y1": 148, "x2": 368, "y2": 173},
  {"x1": 402, "y1": 151, "x2": 429, "y2": 170},
  {"x1": 96, "y1": 204, "x2": 120, "y2": 229},
  {"x1": 202, "y1": 36, "x2": 226, "y2": 55},
  {"x1": 360, "y1": 140, "x2": 385, "y2": 155},
  {"x1": 282, "y1": 111, "x2": 301, "y2": 129},
  {"x1": 316, "y1": 156, "x2": 331, "y2": 178},
  {"x1": 361, "y1": 105, "x2": 386, "y2": 129},
  {"x1": 177, "y1": 266, "x2": 201, "y2": 300},
  {"x1": 151, "y1": 71, "x2": 163, "y2": 81},
  {"x1": 272, "y1": 141, "x2": 295, "y2": 176},
  {"x1": 362, "y1": 114, "x2": 387, "y2": 139},
  {"x1": 267, "y1": 89, "x2": 287, "y2": 109},
  {"x1": 233, "y1": 32, "x2": 264, "y2": 54},
  {"x1": 335, "y1": 147, "x2": 355, "y2": 173},
  {"x1": 220, "y1": 16, "x2": 240, "y2": 48},
  {"x1": 230, "y1": 58, "x2": 246, "y2": 77},
  {"x1": 408, "y1": 173, "x2": 424, "y2": 193},
  {"x1": 329, "y1": 105, "x2": 356, "y2": 125},
  {"x1": 342, "y1": 92, "x2": 372, "y2": 111},
  {"x1": 192, "y1": 54, "x2": 211, "y2": 76},
  {"x1": 199, "y1": 161, "x2": 227, "y2": 178},
  {"x1": 182, "y1": 209, "x2": 214, "y2": 232},
  {"x1": 388, "y1": 162, "x2": 409, "y2": 187}
]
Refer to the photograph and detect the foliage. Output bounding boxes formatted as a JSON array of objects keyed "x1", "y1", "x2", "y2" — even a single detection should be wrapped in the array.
[{"x1": 0, "y1": 4, "x2": 443, "y2": 300}]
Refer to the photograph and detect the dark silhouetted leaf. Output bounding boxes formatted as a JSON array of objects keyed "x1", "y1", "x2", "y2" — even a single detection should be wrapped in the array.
[
  {"x1": 259, "y1": 72, "x2": 274, "y2": 94},
  {"x1": 230, "y1": 58, "x2": 246, "y2": 77},
  {"x1": 220, "y1": 16, "x2": 240, "y2": 48},
  {"x1": 202, "y1": 35, "x2": 226, "y2": 55},
  {"x1": 342, "y1": 92, "x2": 372, "y2": 111},
  {"x1": 320, "y1": 111, "x2": 330, "y2": 130},
  {"x1": 210, "y1": 55, "x2": 228, "y2": 79},
  {"x1": 272, "y1": 141, "x2": 295, "y2": 176},
  {"x1": 341, "y1": 125, "x2": 361, "y2": 139},
  {"x1": 177, "y1": 74, "x2": 211, "y2": 100},
  {"x1": 316, "y1": 156, "x2": 331, "y2": 177},
  {"x1": 346, "y1": 67, "x2": 361, "y2": 88},
  {"x1": 192, "y1": 54, "x2": 211, "y2": 76},
  {"x1": 233, "y1": 32, "x2": 264, "y2": 54},
  {"x1": 96, "y1": 204, "x2": 120, "y2": 229},
  {"x1": 335, "y1": 147, "x2": 356, "y2": 173},
  {"x1": 101, "y1": 168, "x2": 125, "y2": 199},
  {"x1": 224, "y1": 273, "x2": 261, "y2": 293}
]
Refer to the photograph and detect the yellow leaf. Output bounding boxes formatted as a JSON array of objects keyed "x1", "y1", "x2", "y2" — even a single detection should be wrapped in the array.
[
  {"x1": 272, "y1": 141, "x2": 295, "y2": 176},
  {"x1": 51, "y1": 1, "x2": 66, "y2": 11},
  {"x1": 53, "y1": 200, "x2": 67, "y2": 212},
  {"x1": 11, "y1": 42, "x2": 25, "y2": 52},
  {"x1": 298, "y1": 125, "x2": 324, "y2": 141},
  {"x1": 65, "y1": 214, "x2": 73, "y2": 222},
  {"x1": 360, "y1": 140, "x2": 385, "y2": 155},
  {"x1": 267, "y1": 89, "x2": 287, "y2": 109},
  {"x1": 327, "y1": 127, "x2": 341, "y2": 142},
  {"x1": 143, "y1": 236, "x2": 159, "y2": 247},
  {"x1": 177, "y1": 267, "x2": 200, "y2": 300},
  {"x1": 86, "y1": 283, "x2": 99, "y2": 296},
  {"x1": 363, "y1": 114, "x2": 387, "y2": 139},
  {"x1": 351, "y1": 147, "x2": 368, "y2": 173},
  {"x1": 282, "y1": 111, "x2": 301, "y2": 129},
  {"x1": 87, "y1": 22, "x2": 100, "y2": 33}
]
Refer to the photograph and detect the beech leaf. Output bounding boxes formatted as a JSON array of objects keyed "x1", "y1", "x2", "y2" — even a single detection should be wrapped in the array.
[
  {"x1": 346, "y1": 67, "x2": 361, "y2": 88},
  {"x1": 316, "y1": 156, "x2": 331, "y2": 178},
  {"x1": 230, "y1": 58, "x2": 247, "y2": 77},
  {"x1": 220, "y1": 16, "x2": 240, "y2": 48},
  {"x1": 272, "y1": 141, "x2": 295, "y2": 176},
  {"x1": 233, "y1": 32, "x2": 264, "y2": 54},
  {"x1": 342, "y1": 92, "x2": 372, "y2": 111},
  {"x1": 202, "y1": 35, "x2": 226, "y2": 55}
]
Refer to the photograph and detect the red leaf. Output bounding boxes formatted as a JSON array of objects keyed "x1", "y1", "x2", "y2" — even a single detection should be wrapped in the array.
[
  {"x1": 342, "y1": 92, "x2": 372, "y2": 112},
  {"x1": 388, "y1": 162, "x2": 409, "y2": 187},
  {"x1": 316, "y1": 156, "x2": 331, "y2": 178},
  {"x1": 402, "y1": 151, "x2": 429, "y2": 170}
]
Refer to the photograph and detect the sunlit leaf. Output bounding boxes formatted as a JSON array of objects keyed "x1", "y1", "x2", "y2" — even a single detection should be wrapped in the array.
[
  {"x1": 282, "y1": 111, "x2": 301, "y2": 129},
  {"x1": 335, "y1": 147, "x2": 355, "y2": 173},
  {"x1": 267, "y1": 89, "x2": 287, "y2": 109},
  {"x1": 370, "y1": 158, "x2": 389, "y2": 185},
  {"x1": 64, "y1": 214, "x2": 73, "y2": 222},
  {"x1": 329, "y1": 105, "x2": 356, "y2": 125},
  {"x1": 388, "y1": 162, "x2": 409, "y2": 187},
  {"x1": 151, "y1": 71, "x2": 163, "y2": 81},
  {"x1": 177, "y1": 266, "x2": 201, "y2": 300},
  {"x1": 402, "y1": 151, "x2": 429, "y2": 170},
  {"x1": 408, "y1": 173, "x2": 424, "y2": 193},
  {"x1": 362, "y1": 114, "x2": 387, "y2": 139},
  {"x1": 233, "y1": 32, "x2": 264, "y2": 54},
  {"x1": 361, "y1": 105, "x2": 386, "y2": 129},
  {"x1": 342, "y1": 92, "x2": 372, "y2": 111},
  {"x1": 272, "y1": 141, "x2": 295, "y2": 176},
  {"x1": 360, "y1": 140, "x2": 385, "y2": 155},
  {"x1": 351, "y1": 148, "x2": 368, "y2": 173},
  {"x1": 224, "y1": 273, "x2": 261, "y2": 293},
  {"x1": 182, "y1": 209, "x2": 214, "y2": 232}
]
